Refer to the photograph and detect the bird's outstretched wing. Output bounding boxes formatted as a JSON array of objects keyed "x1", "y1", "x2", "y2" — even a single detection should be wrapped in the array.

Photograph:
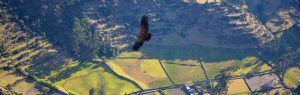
[{"x1": 132, "y1": 16, "x2": 151, "y2": 51}]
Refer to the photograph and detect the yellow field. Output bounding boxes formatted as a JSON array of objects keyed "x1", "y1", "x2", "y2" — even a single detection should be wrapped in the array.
[
  {"x1": 140, "y1": 60, "x2": 166, "y2": 78},
  {"x1": 232, "y1": 64, "x2": 258, "y2": 76},
  {"x1": 258, "y1": 64, "x2": 272, "y2": 72},
  {"x1": 12, "y1": 80, "x2": 36, "y2": 94},
  {"x1": 227, "y1": 56, "x2": 271, "y2": 76},
  {"x1": 107, "y1": 52, "x2": 172, "y2": 89},
  {"x1": 284, "y1": 67, "x2": 300, "y2": 88},
  {"x1": 231, "y1": 63, "x2": 272, "y2": 76},
  {"x1": 0, "y1": 70, "x2": 10, "y2": 77},
  {"x1": 0, "y1": 74, "x2": 24, "y2": 87},
  {"x1": 107, "y1": 60, "x2": 148, "y2": 88},
  {"x1": 227, "y1": 79, "x2": 250, "y2": 95}
]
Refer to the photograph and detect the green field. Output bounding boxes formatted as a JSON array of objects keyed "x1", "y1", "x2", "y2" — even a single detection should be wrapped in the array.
[
  {"x1": 53, "y1": 63, "x2": 139, "y2": 95},
  {"x1": 201, "y1": 56, "x2": 272, "y2": 78},
  {"x1": 203, "y1": 57, "x2": 257, "y2": 78},
  {"x1": 26, "y1": 56, "x2": 139, "y2": 95},
  {"x1": 107, "y1": 52, "x2": 172, "y2": 89},
  {"x1": 161, "y1": 60, "x2": 206, "y2": 83}
]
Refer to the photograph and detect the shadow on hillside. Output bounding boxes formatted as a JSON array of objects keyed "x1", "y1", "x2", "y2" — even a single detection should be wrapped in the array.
[
  {"x1": 136, "y1": 25, "x2": 300, "y2": 63},
  {"x1": 26, "y1": 50, "x2": 87, "y2": 82},
  {"x1": 139, "y1": 45, "x2": 261, "y2": 62}
]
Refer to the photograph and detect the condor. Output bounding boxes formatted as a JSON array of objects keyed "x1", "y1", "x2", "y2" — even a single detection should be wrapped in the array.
[{"x1": 132, "y1": 16, "x2": 151, "y2": 51}]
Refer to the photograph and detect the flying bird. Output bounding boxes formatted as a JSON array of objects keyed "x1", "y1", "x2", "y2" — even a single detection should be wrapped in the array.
[{"x1": 132, "y1": 16, "x2": 151, "y2": 51}]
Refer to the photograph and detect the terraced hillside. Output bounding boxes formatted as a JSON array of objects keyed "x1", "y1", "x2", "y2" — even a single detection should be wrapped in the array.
[
  {"x1": 0, "y1": 4, "x2": 65, "y2": 94},
  {"x1": 0, "y1": 22, "x2": 56, "y2": 68}
]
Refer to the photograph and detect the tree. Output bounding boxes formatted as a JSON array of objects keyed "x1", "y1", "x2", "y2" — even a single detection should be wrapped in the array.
[
  {"x1": 89, "y1": 88, "x2": 95, "y2": 95},
  {"x1": 41, "y1": 87, "x2": 50, "y2": 94},
  {"x1": 294, "y1": 85, "x2": 300, "y2": 95},
  {"x1": 0, "y1": 89, "x2": 3, "y2": 95},
  {"x1": 98, "y1": 83, "x2": 105, "y2": 95},
  {"x1": 65, "y1": 0, "x2": 80, "y2": 6},
  {"x1": 70, "y1": 17, "x2": 103, "y2": 60},
  {"x1": 214, "y1": 69, "x2": 231, "y2": 95},
  {"x1": 67, "y1": 17, "x2": 116, "y2": 60},
  {"x1": 6, "y1": 84, "x2": 13, "y2": 90},
  {"x1": 0, "y1": 44, "x2": 3, "y2": 54}
]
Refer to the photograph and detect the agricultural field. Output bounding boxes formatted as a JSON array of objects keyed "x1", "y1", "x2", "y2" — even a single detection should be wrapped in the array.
[
  {"x1": 162, "y1": 88, "x2": 186, "y2": 95},
  {"x1": 27, "y1": 54, "x2": 139, "y2": 95},
  {"x1": 258, "y1": 64, "x2": 272, "y2": 72},
  {"x1": 107, "y1": 52, "x2": 172, "y2": 89},
  {"x1": 161, "y1": 60, "x2": 206, "y2": 83},
  {"x1": 203, "y1": 60, "x2": 237, "y2": 79},
  {"x1": 226, "y1": 78, "x2": 250, "y2": 95},
  {"x1": 245, "y1": 73, "x2": 282, "y2": 92},
  {"x1": 106, "y1": 51, "x2": 272, "y2": 90},
  {"x1": 26, "y1": 55, "x2": 139, "y2": 95},
  {"x1": 254, "y1": 88, "x2": 292, "y2": 95},
  {"x1": 203, "y1": 56, "x2": 266, "y2": 79},
  {"x1": 284, "y1": 67, "x2": 300, "y2": 88},
  {"x1": 53, "y1": 62, "x2": 139, "y2": 95},
  {"x1": 231, "y1": 63, "x2": 272, "y2": 76}
]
